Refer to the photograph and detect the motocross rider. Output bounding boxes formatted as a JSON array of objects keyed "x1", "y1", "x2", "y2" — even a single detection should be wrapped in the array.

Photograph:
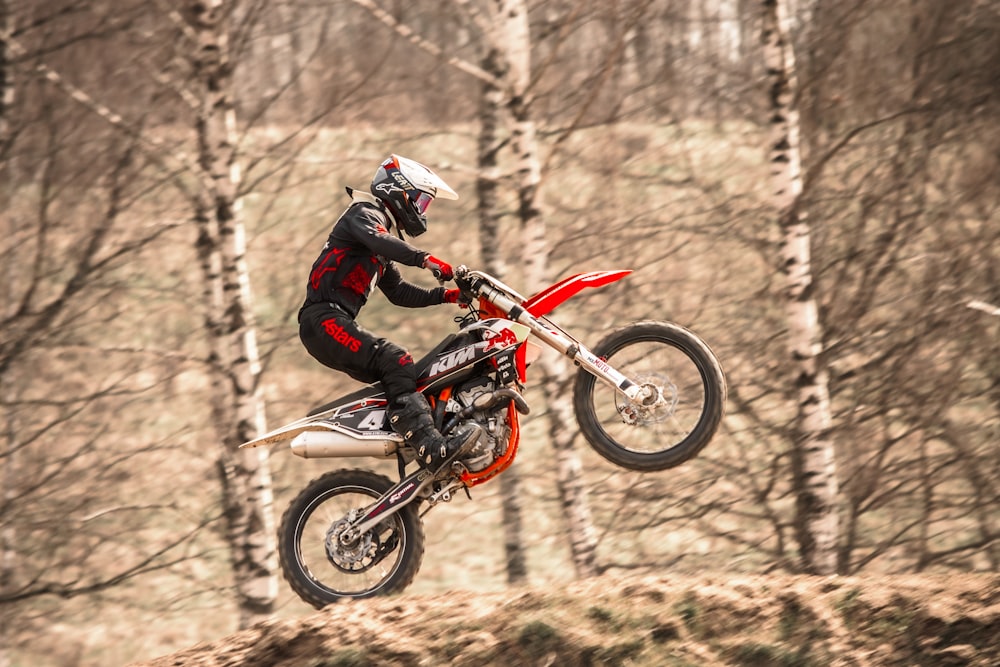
[{"x1": 298, "y1": 154, "x2": 478, "y2": 471}]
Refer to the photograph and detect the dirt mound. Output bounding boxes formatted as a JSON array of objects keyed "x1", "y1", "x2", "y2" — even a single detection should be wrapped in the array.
[{"x1": 132, "y1": 573, "x2": 1000, "y2": 667}]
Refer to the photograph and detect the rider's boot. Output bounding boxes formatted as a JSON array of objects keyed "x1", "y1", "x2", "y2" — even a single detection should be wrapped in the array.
[{"x1": 389, "y1": 392, "x2": 479, "y2": 472}]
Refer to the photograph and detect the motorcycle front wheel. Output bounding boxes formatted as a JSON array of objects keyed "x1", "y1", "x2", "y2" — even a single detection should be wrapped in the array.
[
  {"x1": 278, "y1": 469, "x2": 424, "y2": 609},
  {"x1": 573, "y1": 321, "x2": 726, "y2": 472}
]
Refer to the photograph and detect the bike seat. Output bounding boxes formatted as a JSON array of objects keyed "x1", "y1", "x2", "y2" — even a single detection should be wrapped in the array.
[{"x1": 305, "y1": 333, "x2": 467, "y2": 416}]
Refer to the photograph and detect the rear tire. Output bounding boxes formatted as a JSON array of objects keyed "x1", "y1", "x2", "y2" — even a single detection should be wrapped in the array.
[
  {"x1": 278, "y1": 469, "x2": 424, "y2": 608},
  {"x1": 573, "y1": 321, "x2": 726, "y2": 471}
]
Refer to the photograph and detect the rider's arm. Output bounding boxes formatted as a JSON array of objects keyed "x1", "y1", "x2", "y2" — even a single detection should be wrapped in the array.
[
  {"x1": 347, "y1": 205, "x2": 429, "y2": 267},
  {"x1": 379, "y1": 263, "x2": 447, "y2": 308}
]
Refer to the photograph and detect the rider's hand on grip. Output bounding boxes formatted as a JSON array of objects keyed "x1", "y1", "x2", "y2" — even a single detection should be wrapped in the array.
[
  {"x1": 423, "y1": 255, "x2": 454, "y2": 281},
  {"x1": 443, "y1": 289, "x2": 470, "y2": 309}
]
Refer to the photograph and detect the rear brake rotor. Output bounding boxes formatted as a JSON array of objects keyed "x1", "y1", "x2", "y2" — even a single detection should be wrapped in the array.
[{"x1": 325, "y1": 519, "x2": 378, "y2": 572}]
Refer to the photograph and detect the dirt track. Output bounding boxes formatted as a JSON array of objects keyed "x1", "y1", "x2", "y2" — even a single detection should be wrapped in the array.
[{"x1": 133, "y1": 572, "x2": 1000, "y2": 667}]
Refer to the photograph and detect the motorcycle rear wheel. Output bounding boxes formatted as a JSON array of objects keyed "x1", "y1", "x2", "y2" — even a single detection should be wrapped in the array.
[
  {"x1": 278, "y1": 469, "x2": 424, "y2": 608},
  {"x1": 573, "y1": 321, "x2": 726, "y2": 471}
]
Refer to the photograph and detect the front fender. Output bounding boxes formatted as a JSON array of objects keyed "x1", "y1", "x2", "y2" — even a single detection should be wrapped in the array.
[{"x1": 522, "y1": 270, "x2": 632, "y2": 316}]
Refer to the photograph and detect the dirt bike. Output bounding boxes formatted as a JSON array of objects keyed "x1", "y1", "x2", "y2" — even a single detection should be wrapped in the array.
[{"x1": 240, "y1": 266, "x2": 726, "y2": 608}]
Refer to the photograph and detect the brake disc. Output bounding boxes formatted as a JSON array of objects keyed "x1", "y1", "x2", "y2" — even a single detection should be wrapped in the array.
[
  {"x1": 617, "y1": 373, "x2": 677, "y2": 426},
  {"x1": 325, "y1": 519, "x2": 378, "y2": 573}
]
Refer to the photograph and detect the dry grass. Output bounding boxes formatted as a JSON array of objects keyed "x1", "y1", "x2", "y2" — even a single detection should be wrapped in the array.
[{"x1": 132, "y1": 571, "x2": 1000, "y2": 667}]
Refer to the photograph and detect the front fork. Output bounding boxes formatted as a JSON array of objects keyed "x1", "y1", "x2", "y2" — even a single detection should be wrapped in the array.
[{"x1": 477, "y1": 284, "x2": 651, "y2": 403}]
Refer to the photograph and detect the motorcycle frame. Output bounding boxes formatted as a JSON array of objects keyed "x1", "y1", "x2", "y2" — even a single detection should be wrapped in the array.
[
  {"x1": 333, "y1": 268, "x2": 640, "y2": 543},
  {"x1": 465, "y1": 269, "x2": 648, "y2": 402}
]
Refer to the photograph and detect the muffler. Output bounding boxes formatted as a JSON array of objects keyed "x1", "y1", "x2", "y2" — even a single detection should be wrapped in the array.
[{"x1": 290, "y1": 430, "x2": 399, "y2": 459}]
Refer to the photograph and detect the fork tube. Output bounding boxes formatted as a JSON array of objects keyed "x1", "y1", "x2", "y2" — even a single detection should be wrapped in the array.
[{"x1": 478, "y1": 285, "x2": 642, "y2": 399}]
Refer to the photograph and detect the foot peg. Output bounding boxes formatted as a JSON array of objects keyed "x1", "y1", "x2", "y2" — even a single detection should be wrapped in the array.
[{"x1": 425, "y1": 424, "x2": 481, "y2": 473}]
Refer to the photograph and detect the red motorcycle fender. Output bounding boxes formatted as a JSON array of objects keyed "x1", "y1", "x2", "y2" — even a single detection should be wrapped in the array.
[{"x1": 522, "y1": 270, "x2": 632, "y2": 316}]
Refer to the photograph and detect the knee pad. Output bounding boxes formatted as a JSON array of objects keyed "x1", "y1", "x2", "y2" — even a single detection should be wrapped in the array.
[{"x1": 371, "y1": 340, "x2": 416, "y2": 401}]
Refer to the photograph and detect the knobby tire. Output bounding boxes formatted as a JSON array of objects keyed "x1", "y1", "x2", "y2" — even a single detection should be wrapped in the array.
[
  {"x1": 278, "y1": 469, "x2": 425, "y2": 608},
  {"x1": 573, "y1": 321, "x2": 726, "y2": 471}
]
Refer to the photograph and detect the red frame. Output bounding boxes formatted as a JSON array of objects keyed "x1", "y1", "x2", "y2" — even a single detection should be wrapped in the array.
[{"x1": 459, "y1": 270, "x2": 631, "y2": 486}]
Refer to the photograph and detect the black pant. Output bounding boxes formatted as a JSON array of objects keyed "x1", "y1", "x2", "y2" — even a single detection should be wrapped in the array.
[{"x1": 298, "y1": 303, "x2": 416, "y2": 402}]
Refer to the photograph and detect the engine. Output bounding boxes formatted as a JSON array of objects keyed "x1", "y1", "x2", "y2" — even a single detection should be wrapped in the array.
[{"x1": 449, "y1": 379, "x2": 514, "y2": 472}]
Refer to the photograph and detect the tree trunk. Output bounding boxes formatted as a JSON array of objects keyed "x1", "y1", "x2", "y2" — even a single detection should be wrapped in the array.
[
  {"x1": 1, "y1": 3, "x2": 16, "y2": 662},
  {"x1": 762, "y1": 0, "x2": 839, "y2": 575},
  {"x1": 0, "y1": 0, "x2": 9, "y2": 153},
  {"x1": 541, "y1": 356, "x2": 599, "y2": 576},
  {"x1": 477, "y1": 45, "x2": 526, "y2": 585},
  {"x1": 496, "y1": 0, "x2": 599, "y2": 579},
  {"x1": 185, "y1": 0, "x2": 277, "y2": 627}
]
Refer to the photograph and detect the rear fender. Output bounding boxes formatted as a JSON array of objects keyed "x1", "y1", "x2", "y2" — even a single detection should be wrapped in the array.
[
  {"x1": 239, "y1": 396, "x2": 396, "y2": 449},
  {"x1": 523, "y1": 270, "x2": 632, "y2": 316}
]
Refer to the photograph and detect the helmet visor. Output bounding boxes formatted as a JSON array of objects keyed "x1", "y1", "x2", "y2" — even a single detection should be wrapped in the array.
[{"x1": 412, "y1": 192, "x2": 434, "y2": 215}]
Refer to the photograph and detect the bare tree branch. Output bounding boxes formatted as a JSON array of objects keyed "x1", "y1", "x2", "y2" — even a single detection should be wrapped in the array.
[
  {"x1": 968, "y1": 299, "x2": 1000, "y2": 317},
  {"x1": 348, "y1": 0, "x2": 503, "y2": 88}
]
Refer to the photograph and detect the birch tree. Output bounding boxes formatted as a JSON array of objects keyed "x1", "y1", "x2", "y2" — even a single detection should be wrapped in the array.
[
  {"x1": 348, "y1": 0, "x2": 531, "y2": 584},
  {"x1": 475, "y1": 43, "x2": 529, "y2": 583},
  {"x1": 494, "y1": 0, "x2": 599, "y2": 578},
  {"x1": 762, "y1": 0, "x2": 838, "y2": 574},
  {"x1": 0, "y1": 5, "x2": 222, "y2": 655},
  {"x1": 181, "y1": 0, "x2": 277, "y2": 627},
  {"x1": 348, "y1": 0, "x2": 601, "y2": 579}
]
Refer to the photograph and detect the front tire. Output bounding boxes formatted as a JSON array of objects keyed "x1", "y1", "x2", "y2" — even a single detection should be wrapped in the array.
[
  {"x1": 573, "y1": 321, "x2": 726, "y2": 471},
  {"x1": 278, "y1": 469, "x2": 424, "y2": 608}
]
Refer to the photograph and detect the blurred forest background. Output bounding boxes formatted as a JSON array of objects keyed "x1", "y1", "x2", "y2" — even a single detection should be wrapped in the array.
[{"x1": 2, "y1": 0, "x2": 998, "y2": 665}]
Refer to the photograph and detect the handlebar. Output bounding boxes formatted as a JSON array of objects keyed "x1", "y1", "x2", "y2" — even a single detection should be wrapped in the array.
[
  {"x1": 453, "y1": 265, "x2": 647, "y2": 403},
  {"x1": 453, "y1": 265, "x2": 529, "y2": 306}
]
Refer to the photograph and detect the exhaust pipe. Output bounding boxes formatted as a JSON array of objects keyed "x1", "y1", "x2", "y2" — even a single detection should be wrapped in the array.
[{"x1": 290, "y1": 431, "x2": 399, "y2": 459}]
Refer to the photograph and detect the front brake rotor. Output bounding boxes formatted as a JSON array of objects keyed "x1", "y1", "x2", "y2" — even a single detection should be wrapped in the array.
[{"x1": 616, "y1": 373, "x2": 677, "y2": 426}]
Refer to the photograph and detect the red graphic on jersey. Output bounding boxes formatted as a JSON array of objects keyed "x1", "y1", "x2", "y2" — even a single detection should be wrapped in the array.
[
  {"x1": 310, "y1": 247, "x2": 347, "y2": 290},
  {"x1": 322, "y1": 319, "x2": 362, "y2": 353},
  {"x1": 343, "y1": 264, "x2": 372, "y2": 295},
  {"x1": 484, "y1": 328, "x2": 518, "y2": 352},
  {"x1": 399, "y1": 353, "x2": 413, "y2": 367}
]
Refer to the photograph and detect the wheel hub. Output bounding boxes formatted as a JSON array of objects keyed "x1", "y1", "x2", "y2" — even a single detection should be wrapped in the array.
[
  {"x1": 617, "y1": 374, "x2": 677, "y2": 425},
  {"x1": 325, "y1": 519, "x2": 378, "y2": 572}
]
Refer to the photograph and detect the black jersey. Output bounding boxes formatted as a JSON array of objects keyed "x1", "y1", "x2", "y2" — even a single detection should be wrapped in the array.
[{"x1": 301, "y1": 196, "x2": 445, "y2": 319}]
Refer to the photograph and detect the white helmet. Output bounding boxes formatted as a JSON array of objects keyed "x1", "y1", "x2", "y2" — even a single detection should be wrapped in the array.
[{"x1": 370, "y1": 154, "x2": 458, "y2": 236}]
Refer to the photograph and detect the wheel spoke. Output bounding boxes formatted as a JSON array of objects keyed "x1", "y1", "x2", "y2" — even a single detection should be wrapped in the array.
[
  {"x1": 594, "y1": 341, "x2": 706, "y2": 453},
  {"x1": 574, "y1": 322, "x2": 725, "y2": 471},
  {"x1": 297, "y1": 490, "x2": 405, "y2": 596},
  {"x1": 279, "y1": 471, "x2": 424, "y2": 607}
]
